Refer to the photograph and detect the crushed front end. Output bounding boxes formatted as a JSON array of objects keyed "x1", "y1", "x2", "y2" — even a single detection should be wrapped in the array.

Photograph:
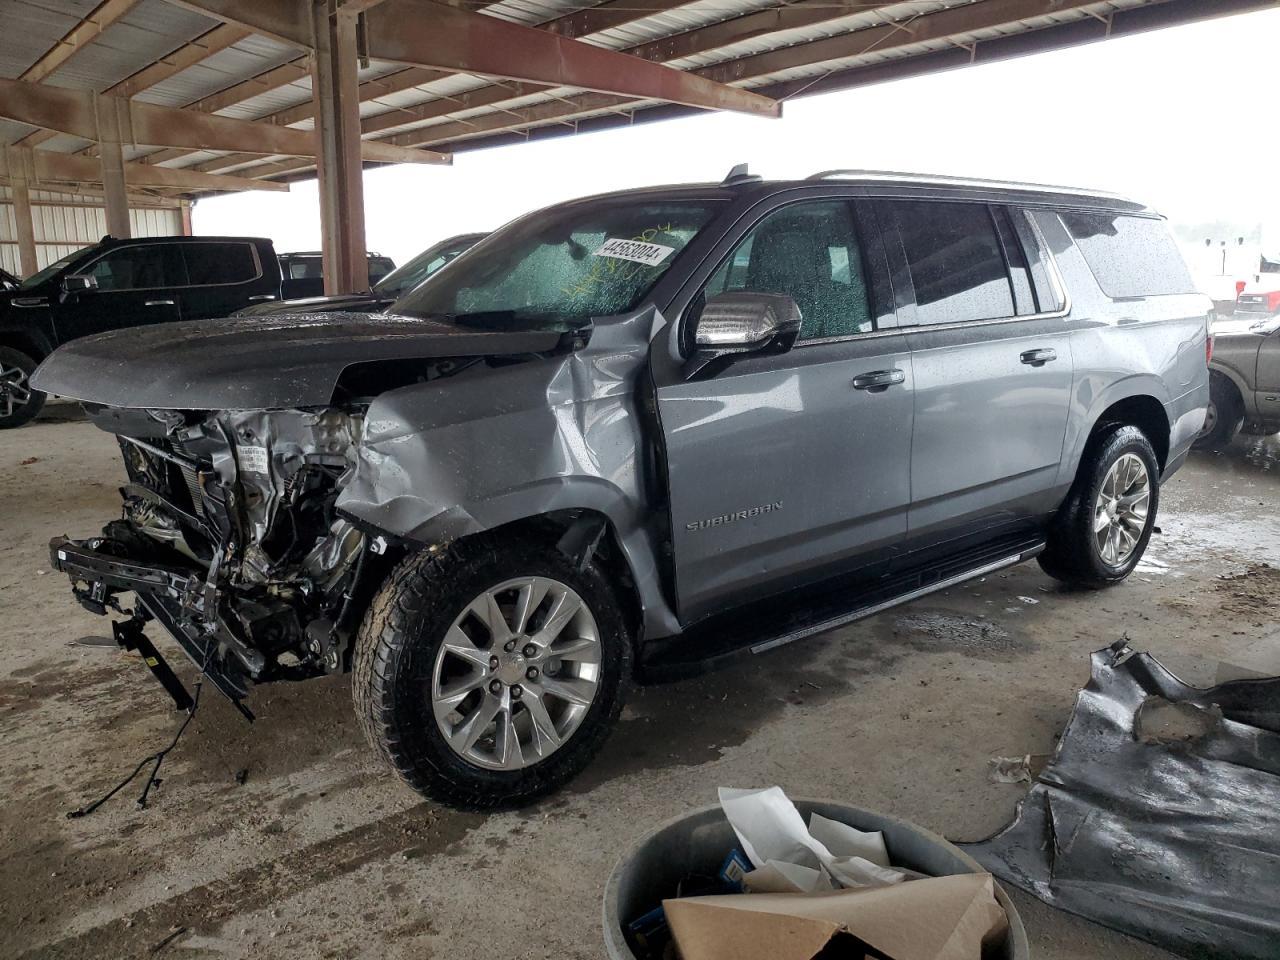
[{"x1": 51, "y1": 404, "x2": 371, "y2": 716}]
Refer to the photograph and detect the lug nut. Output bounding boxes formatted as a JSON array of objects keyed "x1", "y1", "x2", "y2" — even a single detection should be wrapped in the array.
[
  {"x1": 522, "y1": 644, "x2": 537, "y2": 658},
  {"x1": 489, "y1": 656, "x2": 500, "y2": 670},
  {"x1": 526, "y1": 666, "x2": 539, "y2": 680},
  {"x1": 489, "y1": 680, "x2": 503, "y2": 694},
  {"x1": 511, "y1": 685, "x2": 523, "y2": 699},
  {"x1": 504, "y1": 640, "x2": 516, "y2": 652}
]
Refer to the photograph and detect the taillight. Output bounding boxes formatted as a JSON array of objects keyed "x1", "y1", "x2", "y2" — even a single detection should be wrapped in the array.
[
  {"x1": 1236, "y1": 280, "x2": 1247, "y2": 297},
  {"x1": 1206, "y1": 334, "x2": 1214, "y2": 364},
  {"x1": 1267, "y1": 290, "x2": 1280, "y2": 312}
]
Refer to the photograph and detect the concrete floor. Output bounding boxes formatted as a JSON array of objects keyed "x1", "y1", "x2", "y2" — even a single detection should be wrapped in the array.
[{"x1": 2, "y1": 402, "x2": 1278, "y2": 960}]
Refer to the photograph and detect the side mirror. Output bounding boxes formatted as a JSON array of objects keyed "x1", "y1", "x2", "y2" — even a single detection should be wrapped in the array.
[
  {"x1": 690, "y1": 291, "x2": 802, "y2": 363},
  {"x1": 62, "y1": 275, "x2": 97, "y2": 298}
]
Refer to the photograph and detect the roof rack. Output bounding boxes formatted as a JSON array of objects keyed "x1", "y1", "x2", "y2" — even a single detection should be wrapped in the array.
[{"x1": 804, "y1": 169, "x2": 1124, "y2": 200}]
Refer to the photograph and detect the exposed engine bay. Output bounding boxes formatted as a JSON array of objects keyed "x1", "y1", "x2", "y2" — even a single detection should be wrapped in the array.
[{"x1": 55, "y1": 402, "x2": 375, "y2": 711}]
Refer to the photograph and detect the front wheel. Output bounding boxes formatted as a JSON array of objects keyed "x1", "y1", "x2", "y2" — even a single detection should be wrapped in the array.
[
  {"x1": 0, "y1": 346, "x2": 46, "y2": 429},
  {"x1": 352, "y1": 535, "x2": 630, "y2": 810},
  {"x1": 1038, "y1": 424, "x2": 1160, "y2": 588}
]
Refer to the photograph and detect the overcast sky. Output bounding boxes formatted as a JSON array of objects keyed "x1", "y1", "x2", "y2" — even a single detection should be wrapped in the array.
[{"x1": 194, "y1": 6, "x2": 1280, "y2": 276}]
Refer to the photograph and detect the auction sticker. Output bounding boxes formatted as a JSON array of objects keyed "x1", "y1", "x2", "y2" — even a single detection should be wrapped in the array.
[
  {"x1": 593, "y1": 238, "x2": 674, "y2": 267},
  {"x1": 236, "y1": 445, "x2": 269, "y2": 475}
]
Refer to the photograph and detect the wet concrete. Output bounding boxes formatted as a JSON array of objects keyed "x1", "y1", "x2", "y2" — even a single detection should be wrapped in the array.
[{"x1": 1, "y1": 408, "x2": 1277, "y2": 959}]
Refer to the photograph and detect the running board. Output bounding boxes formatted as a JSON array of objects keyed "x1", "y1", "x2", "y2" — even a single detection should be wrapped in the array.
[{"x1": 638, "y1": 537, "x2": 1045, "y2": 683}]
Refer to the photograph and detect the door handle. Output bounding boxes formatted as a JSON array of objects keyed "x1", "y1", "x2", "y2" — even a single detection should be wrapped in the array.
[
  {"x1": 247, "y1": 294, "x2": 277, "y2": 301},
  {"x1": 852, "y1": 369, "x2": 905, "y2": 391},
  {"x1": 144, "y1": 299, "x2": 175, "y2": 307},
  {"x1": 1020, "y1": 348, "x2": 1057, "y2": 367}
]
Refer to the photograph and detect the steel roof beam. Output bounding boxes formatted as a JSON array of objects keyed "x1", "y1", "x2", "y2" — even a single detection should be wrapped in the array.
[
  {"x1": 19, "y1": 0, "x2": 142, "y2": 84},
  {"x1": 18, "y1": 23, "x2": 254, "y2": 150},
  {"x1": 1, "y1": 147, "x2": 290, "y2": 193},
  {"x1": 369, "y1": 0, "x2": 1133, "y2": 152},
  {"x1": 165, "y1": 0, "x2": 779, "y2": 116},
  {"x1": 0, "y1": 78, "x2": 450, "y2": 164}
]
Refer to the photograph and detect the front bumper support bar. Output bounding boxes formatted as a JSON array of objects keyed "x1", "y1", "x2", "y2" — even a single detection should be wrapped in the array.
[{"x1": 50, "y1": 535, "x2": 255, "y2": 721}]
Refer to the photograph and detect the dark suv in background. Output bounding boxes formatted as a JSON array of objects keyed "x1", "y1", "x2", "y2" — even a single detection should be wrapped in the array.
[
  {"x1": 36, "y1": 170, "x2": 1210, "y2": 808},
  {"x1": 277, "y1": 251, "x2": 396, "y2": 300},
  {"x1": 236, "y1": 233, "x2": 486, "y2": 318},
  {"x1": 0, "y1": 235, "x2": 280, "y2": 428}
]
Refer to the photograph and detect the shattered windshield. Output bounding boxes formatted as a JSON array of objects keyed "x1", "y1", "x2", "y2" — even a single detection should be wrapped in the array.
[{"x1": 392, "y1": 199, "x2": 724, "y2": 330}]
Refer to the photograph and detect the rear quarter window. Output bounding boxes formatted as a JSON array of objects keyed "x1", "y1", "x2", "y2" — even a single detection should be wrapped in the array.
[
  {"x1": 1060, "y1": 212, "x2": 1195, "y2": 299},
  {"x1": 184, "y1": 243, "x2": 260, "y2": 285}
]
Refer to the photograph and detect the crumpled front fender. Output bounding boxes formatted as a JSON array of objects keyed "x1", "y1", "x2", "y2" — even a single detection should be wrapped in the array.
[{"x1": 335, "y1": 311, "x2": 680, "y2": 637}]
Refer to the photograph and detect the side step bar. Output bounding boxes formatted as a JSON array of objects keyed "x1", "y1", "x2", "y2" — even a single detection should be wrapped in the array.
[{"x1": 639, "y1": 537, "x2": 1045, "y2": 683}]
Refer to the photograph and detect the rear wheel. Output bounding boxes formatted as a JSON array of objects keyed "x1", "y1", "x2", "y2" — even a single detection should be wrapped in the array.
[
  {"x1": 1038, "y1": 424, "x2": 1160, "y2": 588},
  {"x1": 0, "y1": 346, "x2": 45, "y2": 429},
  {"x1": 353, "y1": 535, "x2": 629, "y2": 809},
  {"x1": 1193, "y1": 373, "x2": 1243, "y2": 451}
]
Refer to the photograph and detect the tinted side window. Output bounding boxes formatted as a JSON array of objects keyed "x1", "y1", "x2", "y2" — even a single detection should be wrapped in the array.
[
  {"x1": 1060, "y1": 212, "x2": 1195, "y2": 298},
  {"x1": 84, "y1": 245, "x2": 174, "y2": 291},
  {"x1": 184, "y1": 243, "x2": 259, "y2": 285},
  {"x1": 705, "y1": 200, "x2": 873, "y2": 341},
  {"x1": 891, "y1": 201, "x2": 1015, "y2": 325},
  {"x1": 284, "y1": 257, "x2": 323, "y2": 280}
]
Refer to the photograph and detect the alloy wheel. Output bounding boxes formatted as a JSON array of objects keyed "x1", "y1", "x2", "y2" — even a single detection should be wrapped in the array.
[
  {"x1": 1093, "y1": 452, "x2": 1150, "y2": 566},
  {"x1": 430, "y1": 576, "x2": 602, "y2": 771},
  {"x1": 0, "y1": 363, "x2": 32, "y2": 418}
]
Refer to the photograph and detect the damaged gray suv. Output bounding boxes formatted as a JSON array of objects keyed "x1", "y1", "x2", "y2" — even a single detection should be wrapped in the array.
[{"x1": 37, "y1": 170, "x2": 1211, "y2": 809}]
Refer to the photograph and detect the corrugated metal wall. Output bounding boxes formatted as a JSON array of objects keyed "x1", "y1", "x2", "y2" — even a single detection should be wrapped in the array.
[{"x1": 0, "y1": 187, "x2": 184, "y2": 276}]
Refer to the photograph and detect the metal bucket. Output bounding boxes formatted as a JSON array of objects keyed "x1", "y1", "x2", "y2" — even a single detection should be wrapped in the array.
[{"x1": 603, "y1": 798, "x2": 1030, "y2": 959}]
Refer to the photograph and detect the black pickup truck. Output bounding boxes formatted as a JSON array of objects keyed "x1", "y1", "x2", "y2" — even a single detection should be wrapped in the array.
[{"x1": 0, "y1": 235, "x2": 281, "y2": 428}]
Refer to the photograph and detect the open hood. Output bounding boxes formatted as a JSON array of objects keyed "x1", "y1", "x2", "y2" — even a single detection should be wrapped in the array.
[{"x1": 31, "y1": 312, "x2": 565, "y2": 410}]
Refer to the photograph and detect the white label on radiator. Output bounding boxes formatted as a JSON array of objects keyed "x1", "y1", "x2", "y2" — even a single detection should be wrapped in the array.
[{"x1": 236, "y1": 445, "x2": 269, "y2": 475}]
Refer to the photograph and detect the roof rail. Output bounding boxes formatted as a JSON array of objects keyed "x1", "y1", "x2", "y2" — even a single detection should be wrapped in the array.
[{"x1": 804, "y1": 169, "x2": 1124, "y2": 199}]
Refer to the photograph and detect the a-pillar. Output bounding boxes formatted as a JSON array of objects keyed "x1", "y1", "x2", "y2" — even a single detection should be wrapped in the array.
[{"x1": 310, "y1": 0, "x2": 368, "y2": 295}]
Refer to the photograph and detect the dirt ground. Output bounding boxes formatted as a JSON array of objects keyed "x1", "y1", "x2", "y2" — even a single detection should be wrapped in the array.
[{"x1": 2, "y1": 402, "x2": 1277, "y2": 960}]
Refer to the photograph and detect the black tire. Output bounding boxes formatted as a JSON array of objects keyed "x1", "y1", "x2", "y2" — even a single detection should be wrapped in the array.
[
  {"x1": 1038, "y1": 424, "x2": 1160, "y2": 589},
  {"x1": 353, "y1": 534, "x2": 630, "y2": 810},
  {"x1": 0, "y1": 346, "x2": 46, "y2": 429},
  {"x1": 1193, "y1": 373, "x2": 1243, "y2": 451}
]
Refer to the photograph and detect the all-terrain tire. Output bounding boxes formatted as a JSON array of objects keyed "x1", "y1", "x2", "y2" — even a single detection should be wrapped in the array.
[
  {"x1": 1193, "y1": 372, "x2": 1244, "y2": 451},
  {"x1": 1038, "y1": 424, "x2": 1160, "y2": 588},
  {"x1": 352, "y1": 534, "x2": 630, "y2": 810},
  {"x1": 0, "y1": 346, "x2": 46, "y2": 429}
]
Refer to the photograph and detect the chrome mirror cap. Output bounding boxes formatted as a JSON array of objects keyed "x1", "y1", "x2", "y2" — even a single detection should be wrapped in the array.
[{"x1": 694, "y1": 291, "x2": 802, "y2": 349}]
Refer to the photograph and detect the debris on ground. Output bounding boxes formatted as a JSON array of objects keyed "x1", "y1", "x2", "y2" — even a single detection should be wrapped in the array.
[
  {"x1": 19, "y1": 457, "x2": 39, "y2": 465},
  {"x1": 963, "y1": 644, "x2": 1280, "y2": 959},
  {"x1": 1214, "y1": 562, "x2": 1280, "y2": 624}
]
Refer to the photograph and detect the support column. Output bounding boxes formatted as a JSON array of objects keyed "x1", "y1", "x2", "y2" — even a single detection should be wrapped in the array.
[
  {"x1": 11, "y1": 171, "x2": 38, "y2": 277},
  {"x1": 97, "y1": 96, "x2": 131, "y2": 238},
  {"x1": 310, "y1": 0, "x2": 368, "y2": 295}
]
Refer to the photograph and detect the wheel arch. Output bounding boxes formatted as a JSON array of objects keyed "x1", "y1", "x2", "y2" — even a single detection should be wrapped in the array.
[
  {"x1": 1088, "y1": 394, "x2": 1170, "y2": 470},
  {"x1": 1207, "y1": 361, "x2": 1248, "y2": 412},
  {"x1": 0, "y1": 329, "x2": 53, "y2": 364}
]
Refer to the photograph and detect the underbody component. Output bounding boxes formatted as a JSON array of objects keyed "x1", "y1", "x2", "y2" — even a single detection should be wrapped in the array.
[{"x1": 962, "y1": 643, "x2": 1280, "y2": 959}]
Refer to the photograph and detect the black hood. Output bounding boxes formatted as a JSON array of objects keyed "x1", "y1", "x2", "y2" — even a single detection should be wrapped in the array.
[{"x1": 31, "y1": 312, "x2": 564, "y2": 410}]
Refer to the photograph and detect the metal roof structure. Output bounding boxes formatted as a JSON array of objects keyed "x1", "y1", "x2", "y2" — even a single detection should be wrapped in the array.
[
  {"x1": 1, "y1": 0, "x2": 1274, "y2": 195},
  {"x1": 0, "y1": 0, "x2": 1275, "y2": 290}
]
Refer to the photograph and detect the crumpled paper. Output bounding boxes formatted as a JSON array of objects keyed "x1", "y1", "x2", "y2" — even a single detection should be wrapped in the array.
[{"x1": 719, "y1": 786, "x2": 914, "y2": 893}]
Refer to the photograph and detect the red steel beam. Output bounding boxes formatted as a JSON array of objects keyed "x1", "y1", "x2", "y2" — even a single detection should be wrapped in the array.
[
  {"x1": 167, "y1": 0, "x2": 779, "y2": 116},
  {"x1": 0, "y1": 78, "x2": 449, "y2": 164}
]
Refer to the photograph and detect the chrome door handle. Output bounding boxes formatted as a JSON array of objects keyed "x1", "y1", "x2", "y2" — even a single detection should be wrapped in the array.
[
  {"x1": 144, "y1": 299, "x2": 175, "y2": 307},
  {"x1": 1020, "y1": 348, "x2": 1057, "y2": 366},
  {"x1": 247, "y1": 294, "x2": 277, "y2": 301},
  {"x1": 852, "y1": 369, "x2": 905, "y2": 391}
]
